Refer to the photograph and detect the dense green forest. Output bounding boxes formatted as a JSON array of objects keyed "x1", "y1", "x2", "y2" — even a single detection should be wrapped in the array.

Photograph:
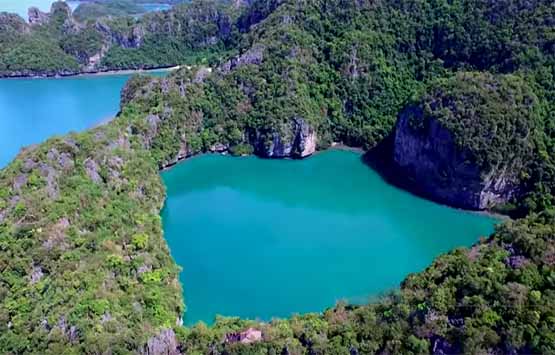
[
  {"x1": 0, "y1": 0, "x2": 241, "y2": 76},
  {"x1": 0, "y1": 0, "x2": 555, "y2": 354}
]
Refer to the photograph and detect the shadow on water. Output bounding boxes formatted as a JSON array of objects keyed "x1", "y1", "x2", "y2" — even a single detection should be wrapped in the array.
[
  {"x1": 362, "y1": 135, "x2": 512, "y2": 220},
  {"x1": 360, "y1": 134, "x2": 426, "y2": 201},
  {"x1": 362, "y1": 134, "x2": 472, "y2": 212}
]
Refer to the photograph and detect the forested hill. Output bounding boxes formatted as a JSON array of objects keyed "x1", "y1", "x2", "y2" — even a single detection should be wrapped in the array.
[
  {"x1": 0, "y1": 0, "x2": 555, "y2": 354},
  {"x1": 0, "y1": 0, "x2": 248, "y2": 77}
]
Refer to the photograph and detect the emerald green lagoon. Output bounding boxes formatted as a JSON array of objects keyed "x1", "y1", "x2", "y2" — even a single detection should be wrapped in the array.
[{"x1": 161, "y1": 150, "x2": 497, "y2": 325}]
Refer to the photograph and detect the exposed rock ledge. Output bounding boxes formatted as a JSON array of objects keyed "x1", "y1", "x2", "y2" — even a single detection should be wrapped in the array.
[
  {"x1": 251, "y1": 118, "x2": 317, "y2": 159},
  {"x1": 392, "y1": 106, "x2": 518, "y2": 210},
  {"x1": 150, "y1": 118, "x2": 317, "y2": 171}
]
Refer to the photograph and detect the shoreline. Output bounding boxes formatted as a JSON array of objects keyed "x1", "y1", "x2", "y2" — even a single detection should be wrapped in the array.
[
  {"x1": 0, "y1": 65, "x2": 182, "y2": 80},
  {"x1": 72, "y1": 65, "x2": 183, "y2": 78}
]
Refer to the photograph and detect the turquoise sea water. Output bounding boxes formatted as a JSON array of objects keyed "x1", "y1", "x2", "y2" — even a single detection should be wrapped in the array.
[
  {"x1": 0, "y1": 72, "x2": 165, "y2": 167},
  {"x1": 141, "y1": 3, "x2": 171, "y2": 12},
  {"x1": 161, "y1": 151, "x2": 497, "y2": 325}
]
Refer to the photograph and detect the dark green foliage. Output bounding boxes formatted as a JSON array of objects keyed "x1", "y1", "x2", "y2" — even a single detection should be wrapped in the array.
[
  {"x1": 406, "y1": 72, "x2": 542, "y2": 189},
  {"x1": 60, "y1": 26, "x2": 104, "y2": 64},
  {"x1": 0, "y1": 114, "x2": 183, "y2": 353},
  {"x1": 0, "y1": 35, "x2": 80, "y2": 73}
]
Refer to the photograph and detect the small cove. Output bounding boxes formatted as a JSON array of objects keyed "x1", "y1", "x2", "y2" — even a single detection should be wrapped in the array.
[{"x1": 161, "y1": 150, "x2": 498, "y2": 325}]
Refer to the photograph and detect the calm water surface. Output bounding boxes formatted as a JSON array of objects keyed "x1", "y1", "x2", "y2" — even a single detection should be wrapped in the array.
[
  {"x1": 0, "y1": 72, "x2": 166, "y2": 167},
  {"x1": 162, "y1": 151, "x2": 497, "y2": 325}
]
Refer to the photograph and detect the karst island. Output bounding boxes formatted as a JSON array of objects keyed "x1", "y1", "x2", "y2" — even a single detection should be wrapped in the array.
[{"x1": 0, "y1": 0, "x2": 554, "y2": 354}]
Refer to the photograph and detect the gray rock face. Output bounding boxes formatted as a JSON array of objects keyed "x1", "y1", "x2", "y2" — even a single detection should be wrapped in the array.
[
  {"x1": 209, "y1": 143, "x2": 229, "y2": 153},
  {"x1": 219, "y1": 45, "x2": 265, "y2": 74},
  {"x1": 50, "y1": 1, "x2": 72, "y2": 20},
  {"x1": 0, "y1": 13, "x2": 30, "y2": 33},
  {"x1": 141, "y1": 329, "x2": 181, "y2": 355},
  {"x1": 393, "y1": 106, "x2": 518, "y2": 210},
  {"x1": 30, "y1": 265, "x2": 44, "y2": 284},
  {"x1": 28, "y1": 7, "x2": 49, "y2": 26},
  {"x1": 28, "y1": 2, "x2": 76, "y2": 30},
  {"x1": 84, "y1": 158, "x2": 102, "y2": 183},
  {"x1": 49, "y1": 316, "x2": 78, "y2": 343},
  {"x1": 38, "y1": 162, "x2": 60, "y2": 199},
  {"x1": 13, "y1": 174, "x2": 28, "y2": 192},
  {"x1": 193, "y1": 67, "x2": 212, "y2": 83},
  {"x1": 253, "y1": 118, "x2": 317, "y2": 158},
  {"x1": 145, "y1": 114, "x2": 162, "y2": 146},
  {"x1": 293, "y1": 118, "x2": 317, "y2": 158},
  {"x1": 95, "y1": 20, "x2": 144, "y2": 49}
]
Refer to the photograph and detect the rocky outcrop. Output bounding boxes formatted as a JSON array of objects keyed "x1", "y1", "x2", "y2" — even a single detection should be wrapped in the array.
[
  {"x1": 0, "y1": 13, "x2": 30, "y2": 33},
  {"x1": 1, "y1": 0, "x2": 237, "y2": 78},
  {"x1": 95, "y1": 20, "x2": 145, "y2": 49},
  {"x1": 28, "y1": 2, "x2": 77, "y2": 30},
  {"x1": 50, "y1": 1, "x2": 73, "y2": 20},
  {"x1": 233, "y1": 0, "x2": 256, "y2": 9},
  {"x1": 225, "y1": 328, "x2": 263, "y2": 344},
  {"x1": 141, "y1": 329, "x2": 181, "y2": 355},
  {"x1": 84, "y1": 158, "x2": 102, "y2": 183},
  {"x1": 28, "y1": 7, "x2": 49, "y2": 26},
  {"x1": 252, "y1": 118, "x2": 317, "y2": 158},
  {"x1": 236, "y1": 0, "x2": 284, "y2": 32},
  {"x1": 393, "y1": 106, "x2": 519, "y2": 210},
  {"x1": 219, "y1": 44, "x2": 265, "y2": 73}
]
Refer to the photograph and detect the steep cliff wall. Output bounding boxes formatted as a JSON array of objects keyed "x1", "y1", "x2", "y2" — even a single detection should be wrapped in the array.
[
  {"x1": 251, "y1": 118, "x2": 317, "y2": 158},
  {"x1": 392, "y1": 72, "x2": 540, "y2": 210},
  {"x1": 394, "y1": 106, "x2": 519, "y2": 210}
]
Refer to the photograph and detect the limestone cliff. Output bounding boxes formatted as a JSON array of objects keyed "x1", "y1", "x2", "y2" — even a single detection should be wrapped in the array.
[
  {"x1": 251, "y1": 118, "x2": 317, "y2": 158},
  {"x1": 393, "y1": 106, "x2": 519, "y2": 210},
  {"x1": 391, "y1": 72, "x2": 539, "y2": 211}
]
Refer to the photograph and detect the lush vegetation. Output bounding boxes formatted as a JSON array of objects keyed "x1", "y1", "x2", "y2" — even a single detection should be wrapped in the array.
[
  {"x1": 414, "y1": 73, "x2": 541, "y2": 172},
  {"x1": 0, "y1": 116, "x2": 183, "y2": 352},
  {"x1": 0, "y1": 0, "x2": 240, "y2": 76},
  {"x1": 1, "y1": 0, "x2": 555, "y2": 353}
]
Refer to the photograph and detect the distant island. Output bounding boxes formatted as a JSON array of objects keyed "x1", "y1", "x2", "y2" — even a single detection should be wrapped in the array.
[
  {"x1": 72, "y1": 0, "x2": 160, "y2": 22},
  {"x1": 1, "y1": 0, "x2": 554, "y2": 354},
  {"x1": 0, "y1": 0, "x2": 230, "y2": 78}
]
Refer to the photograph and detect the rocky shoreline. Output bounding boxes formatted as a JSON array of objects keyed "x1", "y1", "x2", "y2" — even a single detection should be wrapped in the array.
[{"x1": 0, "y1": 65, "x2": 181, "y2": 80}]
